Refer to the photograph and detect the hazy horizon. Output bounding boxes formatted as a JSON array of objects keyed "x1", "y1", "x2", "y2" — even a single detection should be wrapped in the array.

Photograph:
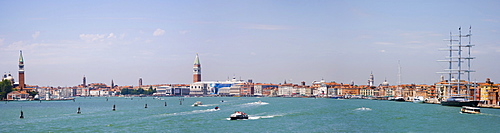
[{"x1": 1, "y1": 1, "x2": 499, "y2": 86}]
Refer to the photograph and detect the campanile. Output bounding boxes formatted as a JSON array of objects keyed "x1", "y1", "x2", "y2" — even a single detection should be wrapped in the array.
[
  {"x1": 193, "y1": 53, "x2": 201, "y2": 83},
  {"x1": 18, "y1": 50, "x2": 25, "y2": 91}
]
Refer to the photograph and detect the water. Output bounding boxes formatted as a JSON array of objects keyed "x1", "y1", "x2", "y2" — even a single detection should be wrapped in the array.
[{"x1": 1, "y1": 97, "x2": 500, "y2": 132}]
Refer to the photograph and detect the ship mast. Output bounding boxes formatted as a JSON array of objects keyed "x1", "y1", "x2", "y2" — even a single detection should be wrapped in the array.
[{"x1": 437, "y1": 27, "x2": 475, "y2": 99}]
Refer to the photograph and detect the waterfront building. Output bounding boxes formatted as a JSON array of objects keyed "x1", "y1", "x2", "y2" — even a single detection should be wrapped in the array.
[
  {"x1": 426, "y1": 85, "x2": 437, "y2": 99},
  {"x1": 193, "y1": 53, "x2": 201, "y2": 83},
  {"x1": 190, "y1": 76, "x2": 246, "y2": 96},
  {"x1": 6, "y1": 90, "x2": 29, "y2": 100},
  {"x1": 295, "y1": 83, "x2": 313, "y2": 96},
  {"x1": 172, "y1": 84, "x2": 190, "y2": 96},
  {"x1": 435, "y1": 78, "x2": 472, "y2": 100},
  {"x1": 479, "y1": 78, "x2": 499, "y2": 104},
  {"x1": 253, "y1": 83, "x2": 279, "y2": 96},
  {"x1": 238, "y1": 83, "x2": 254, "y2": 96},
  {"x1": 262, "y1": 87, "x2": 278, "y2": 96},
  {"x1": 340, "y1": 86, "x2": 361, "y2": 96},
  {"x1": 378, "y1": 85, "x2": 396, "y2": 97},
  {"x1": 154, "y1": 85, "x2": 189, "y2": 96},
  {"x1": 190, "y1": 82, "x2": 208, "y2": 95},
  {"x1": 312, "y1": 79, "x2": 328, "y2": 96},
  {"x1": 155, "y1": 86, "x2": 172, "y2": 96},
  {"x1": 360, "y1": 86, "x2": 378, "y2": 97},
  {"x1": 278, "y1": 84, "x2": 294, "y2": 96}
]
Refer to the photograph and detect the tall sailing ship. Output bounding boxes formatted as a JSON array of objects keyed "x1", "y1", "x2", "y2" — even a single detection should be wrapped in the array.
[{"x1": 437, "y1": 26, "x2": 480, "y2": 107}]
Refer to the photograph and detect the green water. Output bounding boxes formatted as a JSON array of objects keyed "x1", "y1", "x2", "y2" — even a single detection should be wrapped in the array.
[{"x1": 1, "y1": 97, "x2": 499, "y2": 132}]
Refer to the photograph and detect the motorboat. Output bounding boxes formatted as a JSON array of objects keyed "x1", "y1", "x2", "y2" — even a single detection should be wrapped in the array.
[
  {"x1": 193, "y1": 101, "x2": 202, "y2": 106},
  {"x1": 230, "y1": 111, "x2": 248, "y2": 120},
  {"x1": 413, "y1": 96, "x2": 424, "y2": 103},
  {"x1": 461, "y1": 106, "x2": 480, "y2": 114},
  {"x1": 394, "y1": 97, "x2": 405, "y2": 102}
]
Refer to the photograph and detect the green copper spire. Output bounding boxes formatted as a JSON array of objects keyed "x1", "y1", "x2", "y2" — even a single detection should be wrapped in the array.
[
  {"x1": 19, "y1": 50, "x2": 24, "y2": 63},
  {"x1": 194, "y1": 53, "x2": 200, "y2": 65}
]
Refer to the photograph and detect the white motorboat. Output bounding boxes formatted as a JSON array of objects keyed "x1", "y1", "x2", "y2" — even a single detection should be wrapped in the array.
[
  {"x1": 413, "y1": 96, "x2": 424, "y2": 103},
  {"x1": 230, "y1": 111, "x2": 248, "y2": 120},
  {"x1": 193, "y1": 101, "x2": 202, "y2": 106}
]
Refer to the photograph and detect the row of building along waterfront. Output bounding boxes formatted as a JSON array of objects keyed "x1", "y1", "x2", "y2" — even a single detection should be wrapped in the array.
[{"x1": 3, "y1": 52, "x2": 500, "y2": 106}]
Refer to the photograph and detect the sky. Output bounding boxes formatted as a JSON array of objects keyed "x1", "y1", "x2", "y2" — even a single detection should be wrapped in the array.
[{"x1": 0, "y1": 0, "x2": 499, "y2": 87}]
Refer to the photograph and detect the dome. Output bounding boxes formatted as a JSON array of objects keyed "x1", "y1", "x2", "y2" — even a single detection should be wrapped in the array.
[
  {"x1": 5, "y1": 73, "x2": 15, "y2": 83},
  {"x1": 380, "y1": 80, "x2": 389, "y2": 86}
]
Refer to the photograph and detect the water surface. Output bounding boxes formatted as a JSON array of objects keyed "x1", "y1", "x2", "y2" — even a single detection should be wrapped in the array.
[{"x1": 1, "y1": 97, "x2": 499, "y2": 132}]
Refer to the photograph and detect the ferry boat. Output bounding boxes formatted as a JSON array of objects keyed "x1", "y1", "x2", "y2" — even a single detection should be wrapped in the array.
[
  {"x1": 441, "y1": 97, "x2": 480, "y2": 107},
  {"x1": 230, "y1": 111, "x2": 248, "y2": 120},
  {"x1": 461, "y1": 106, "x2": 480, "y2": 114}
]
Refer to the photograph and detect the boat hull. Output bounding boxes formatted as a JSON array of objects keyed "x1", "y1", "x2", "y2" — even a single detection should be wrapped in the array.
[
  {"x1": 441, "y1": 101, "x2": 480, "y2": 107},
  {"x1": 230, "y1": 115, "x2": 248, "y2": 120}
]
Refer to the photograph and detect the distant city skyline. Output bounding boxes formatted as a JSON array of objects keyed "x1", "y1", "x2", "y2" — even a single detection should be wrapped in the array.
[{"x1": 1, "y1": 1, "x2": 499, "y2": 86}]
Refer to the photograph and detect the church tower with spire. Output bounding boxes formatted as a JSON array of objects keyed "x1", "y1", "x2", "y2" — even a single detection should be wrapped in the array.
[
  {"x1": 368, "y1": 72, "x2": 374, "y2": 87},
  {"x1": 193, "y1": 53, "x2": 201, "y2": 83},
  {"x1": 18, "y1": 50, "x2": 25, "y2": 91},
  {"x1": 82, "y1": 75, "x2": 87, "y2": 87},
  {"x1": 111, "y1": 79, "x2": 114, "y2": 89}
]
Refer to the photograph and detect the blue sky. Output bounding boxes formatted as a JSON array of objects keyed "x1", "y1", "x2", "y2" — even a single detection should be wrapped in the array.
[{"x1": 1, "y1": 0, "x2": 499, "y2": 86}]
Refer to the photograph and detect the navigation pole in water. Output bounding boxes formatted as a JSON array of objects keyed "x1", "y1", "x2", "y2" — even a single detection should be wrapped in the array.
[{"x1": 20, "y1": 106, "x2": 24, "y2": 119}]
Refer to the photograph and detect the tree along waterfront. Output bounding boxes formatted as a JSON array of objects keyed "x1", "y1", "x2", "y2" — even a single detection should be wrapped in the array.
[
  {"x1": 120, "y1": 87, "x2": 156, "y2": 95},
  {"x1": 0, "y1": 79, "x2": 13, "y2": 100}
]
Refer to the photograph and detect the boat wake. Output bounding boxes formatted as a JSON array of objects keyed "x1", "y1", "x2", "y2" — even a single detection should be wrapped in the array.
[
  {"x1": 244, "y1": 101, "x2": 269, "y2": 105},
  {"x1": 478, "y1": 113, "x2": 500, "y2": 117},
  {"x1": 164, "y1": 108, "x2": 220, "y2": 116},
  {"x1": 225, "y1": 114, "x2": 279, "y2": 120},
  {"x1": 196, "y1": 104, "x2": 218, "y2": 107},
  {"x1": 248, "y1": 114, "x2": 281, "y2": 119},
  {"x1": 354, "y1": 107, "x2": 372, "y2": 111}
]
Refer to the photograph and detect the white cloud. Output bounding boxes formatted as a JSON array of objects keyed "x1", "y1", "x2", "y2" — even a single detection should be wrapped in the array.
[
  {"x1": 32, "y1": 31, "x2": 40, "y2": 39},
  {"x1": 0, "y1": 38, "x2": 4, "y2": 46},
  {"x1": 79, "y1": 34, "x2": 106, "y2": 42},
  {"x1": 107, "y1": 33, "x2": 116, "y2": 39},
  {"x1": 153, "y1": 29, "x2": 165, "y2": 36},
  {"x1": 6, "y1": 41, "x2": 50, "y2": 51},
  {"x1": 379, "y1": 50, "x2": 386, "y2": 53}
]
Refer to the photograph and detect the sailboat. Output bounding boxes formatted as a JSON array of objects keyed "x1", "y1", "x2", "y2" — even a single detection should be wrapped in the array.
[{"x1": 438, "y1": 27, "x2": 480, "y2": 107}]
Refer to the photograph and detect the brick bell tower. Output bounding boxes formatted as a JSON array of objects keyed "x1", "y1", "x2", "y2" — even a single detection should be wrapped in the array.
[
  {"x1": 193, "y1": 53, "x2": 201, "y2": 83},
  {"x1": 18, "y1": 50, "x2": 25, "y2": 91}
]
